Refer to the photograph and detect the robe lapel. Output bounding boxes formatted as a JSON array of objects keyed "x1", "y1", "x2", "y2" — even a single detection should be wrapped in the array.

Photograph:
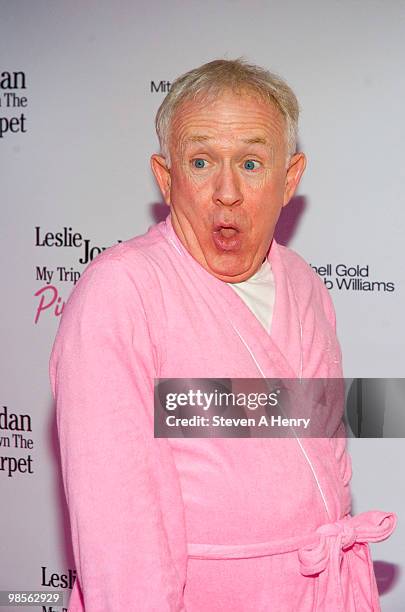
[{"x1": 161, "y1": 215, "x2": 301, "y2": 379}]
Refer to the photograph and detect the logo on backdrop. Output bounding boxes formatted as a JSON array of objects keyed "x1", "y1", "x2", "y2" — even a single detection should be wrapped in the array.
[
  {"x1": 150, "y1": 80, "x2": 171, "y2": 93},
  {"x1": 0, "y1": 405, "x2": 34, "y2": 478},
  {"x1": 310, "y1": 263, "x2": 395, "y2": 293},
  {"x1": 39, "y1": 566, "x2": 76, "y2": 611},
  {"x1": 33, "y1": 226, "x2": 122, "y2": 324},
  {"x1": 0, "y1": 70, "x2": 28, "y2": 139}
]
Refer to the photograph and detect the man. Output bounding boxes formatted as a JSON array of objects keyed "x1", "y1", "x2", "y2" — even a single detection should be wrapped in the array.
[{"x1": 49, "y1": 59, "x2": 396, "y2": 611}]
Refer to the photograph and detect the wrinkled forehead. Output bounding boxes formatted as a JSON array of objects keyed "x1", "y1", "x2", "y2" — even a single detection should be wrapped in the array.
[{"x1": 169, "y1": 87, "x2": 287, "y2": 153}]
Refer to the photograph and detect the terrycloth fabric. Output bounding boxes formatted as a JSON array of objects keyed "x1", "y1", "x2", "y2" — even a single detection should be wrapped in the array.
[{"x1": 49, "y1": 215, "x2": 396, "y2": 611}]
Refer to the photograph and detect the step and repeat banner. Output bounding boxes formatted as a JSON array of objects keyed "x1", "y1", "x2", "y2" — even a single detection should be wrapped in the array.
[{"x1": 1, "y1": 1, "x2": 404, "y2": 610}]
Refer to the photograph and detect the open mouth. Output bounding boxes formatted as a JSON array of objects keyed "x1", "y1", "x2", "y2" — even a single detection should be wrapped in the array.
[
  {"x1": 218, "y1": 227, "x2": 238, "y2": 238},
  {"x1": 212, "y1": 223, "x2": 242, "y2": 252}
]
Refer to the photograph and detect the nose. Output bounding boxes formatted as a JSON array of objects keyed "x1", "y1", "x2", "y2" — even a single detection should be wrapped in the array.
[{"x1": 212, "y1": 164, "x2": 243, "y2": 207}]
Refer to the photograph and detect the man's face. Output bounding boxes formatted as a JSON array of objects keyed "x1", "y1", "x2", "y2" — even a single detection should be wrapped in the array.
[{"x1": 151, "y1": 89, "x2": 306, "y2": 283}]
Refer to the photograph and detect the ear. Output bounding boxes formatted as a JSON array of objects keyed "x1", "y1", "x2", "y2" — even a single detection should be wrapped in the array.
[
  {"x1": 283, "y1": 152, "x2": 307, "y2": 207},
  {"x1": 150, "y1": 154, "x2": 171, "y2": 205}
]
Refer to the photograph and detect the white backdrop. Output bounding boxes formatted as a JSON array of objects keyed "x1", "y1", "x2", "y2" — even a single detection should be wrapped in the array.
[{"x1": 1, "y1": 1, "x2": 404, "y2": 610}]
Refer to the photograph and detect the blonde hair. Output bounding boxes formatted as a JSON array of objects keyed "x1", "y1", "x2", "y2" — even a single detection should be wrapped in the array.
[{"x1": 155, "y1": 58, "x2": 300, "y2": 166}]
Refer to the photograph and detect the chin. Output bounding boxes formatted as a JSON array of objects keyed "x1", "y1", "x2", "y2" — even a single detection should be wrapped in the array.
[{"x1": 206, "y1": 255, "x2": 251, "y2": 280}]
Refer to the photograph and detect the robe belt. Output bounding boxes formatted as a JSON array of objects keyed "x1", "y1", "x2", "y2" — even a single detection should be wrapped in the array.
[{"x1": 188, "y1": 510, "x2": 396, "y2": 611}]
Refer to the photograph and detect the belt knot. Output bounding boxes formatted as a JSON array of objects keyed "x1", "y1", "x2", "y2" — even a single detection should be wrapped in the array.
[{"x1": 298, "y1": 510, "x2": 396, "y2": 576}]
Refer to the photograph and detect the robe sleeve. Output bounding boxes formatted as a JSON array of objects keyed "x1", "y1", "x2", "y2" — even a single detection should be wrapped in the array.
[
  {"x1": 49, "y1": 256, "x2": 188, "y2": 611},
  {"x1": 319, "y1": 279, "x2": 352, "y2": 515}
]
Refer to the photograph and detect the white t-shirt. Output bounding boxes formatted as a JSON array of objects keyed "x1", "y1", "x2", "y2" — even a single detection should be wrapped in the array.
[{"x1": 227, "y1": 259, "x2": 275, "y2": 333}]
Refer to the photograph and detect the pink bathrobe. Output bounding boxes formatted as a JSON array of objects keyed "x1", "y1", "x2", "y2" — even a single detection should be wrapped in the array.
[{"x1": 49, "y1": 215, "x2": 396, "y2": 611}]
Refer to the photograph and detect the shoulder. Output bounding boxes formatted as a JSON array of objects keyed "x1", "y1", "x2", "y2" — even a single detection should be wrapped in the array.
[
  {"x1": 275, "y1": 242, "x2": 323, "y2": 295},
  {"x1": 83, "y1": 221, "x2": 166, "y2": 274},
  {"x1": 72, "y1": 222, "x2": 168, "y2": 297},
  {"x1": 50, "y1": 223, "x2": 170, "y2": 379},
  {"x1": 56, "y1": 223, "x2": 170, "y2": 335},
  {"x1": 275, "y1": 242, "x2": 317, "y2": 281},
  {"x1": 274, "y1": 241, "x2": 337, "y2": 329}
]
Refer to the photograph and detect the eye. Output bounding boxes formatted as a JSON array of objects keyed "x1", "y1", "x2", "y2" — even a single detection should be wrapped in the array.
[
  {"x1": 192, "y1": 158, "x2": 208, "y2": 169},
  {"x1": 243, "y1": 159, "x2": 261, "y2": 171}
]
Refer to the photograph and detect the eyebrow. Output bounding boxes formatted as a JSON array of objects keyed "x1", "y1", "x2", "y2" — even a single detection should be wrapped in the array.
[
  {"x1": 183, "y1": 135, "x2": 269, "y2": 145},
  {"x1": 183, "y1": 135, "x2": 212, "y2": 144},
  {"x1": 241, "y1": 136, "x2": 268, "y2": 145}
]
